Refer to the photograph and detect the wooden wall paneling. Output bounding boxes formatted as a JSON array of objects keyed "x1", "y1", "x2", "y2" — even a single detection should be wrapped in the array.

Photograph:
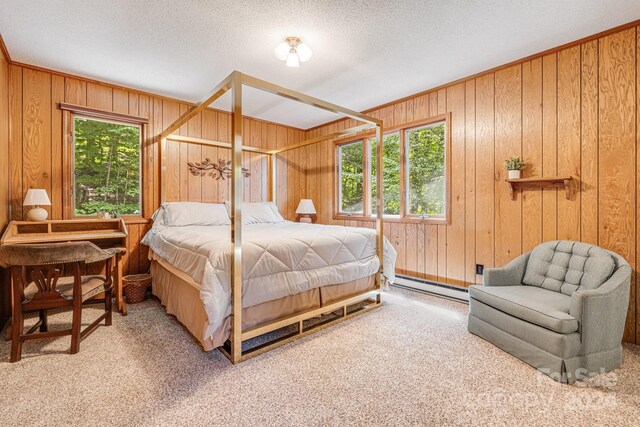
[
  {"x1": 542, "y1": 54, "x2": 558, "y2": 242},
  {"x1": 50, "y1": 74, "x2": 64, "y2": 220},
  {"x1": 581, "y1": 40, "x2": 599, "y2": 245},
  {"x1": 474, "y1": 74, "x2": 495, "y2": 274},
  {"x1": 243, "y1": 119, "x2": 252, "y2": 202},
  {"x1": 201, "y1": 109, "x2": 218, "y2": 203},
  {"x1": 251, "y1": 120, "x2": 262, "y2": 202},
  {"x1": 446, "y1": 83, "x2": 466, "y2": 284},
  {"x1": 598, "y1": 28, "x2": 636, "y2": 343},
  {"x1": 152, "y1": 97, "x2": 163, "y2": 209},
  {"x1": 436, "y1": 89, "x2": 447, "y2": 280},
  {"x1": 128, "y1": 93, "x2": 139, "y2": 116},
  {"x1": 162, "y1": 100, "x2": 180, "y2": 201},
  {"x1": 64, "y1": 78, "x2": 86, "y2": 105},
  {"x1": 139, "y1": 222, "x2": 151, "y2": 273},
  {"x1": 112, "y1": 88, "x2": 129, "y2": 114},
  {"x1": 178, "y1": 104, "x2": 189, "y2": 201},
  {"x1": 262, "y1": 122, "x2": 270, "y2": 201},
  {"x1": 217, "y1": 112, "x2": 231, "y2": 203},
  {"x1": 22, "y1": 68, "x2": 52, "y2": 219},
  {"x1": 86, "y1": 82, "x2": 112, "y2": 111},
  {"x1": 556, "y1": 46, "x2": 582, "y2": 241},
  {"x1": 276, "y1": 126, "x2": 288, "y2": 216},
  {"x1": 138, "y1": 94, "x2": 153, "y2": 218},
  {"x1": 494, "y1": 66, "x2": 523, "y2": 267},
  {"x1": 128, "y1": 223, "x2": 141, "y2": 275},
  {"x1": 464, "y1": 80, "x2": 477, "y2": 284},
  {"x1": 187, "y1": 110, "x2": 202, "y2": 202},
  {"x1": 286, "y1": 129, "x2": 297, "y2": 220},
  {"x1": 637, "y1": 26, "x2": 640, "y2": 345},
  {"x1": 521, "y1": 59, "x2": 543, "y2": 252},
  {"x1": 9, "y1": 65, "x2": 22, "y2": 220}
]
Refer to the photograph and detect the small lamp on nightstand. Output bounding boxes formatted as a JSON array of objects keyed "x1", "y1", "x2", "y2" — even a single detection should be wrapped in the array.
[
  {"x1": 296, "y1": 199, "x2": 316, "y2": 223},
  {"x1": 24, "y1": 189, "x2": 51, "y2": 221}
]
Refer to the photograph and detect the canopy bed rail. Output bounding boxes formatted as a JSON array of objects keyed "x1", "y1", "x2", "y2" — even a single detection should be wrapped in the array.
[{"x1": 158, "y1": 71, "x2": 385, "y2": 364}]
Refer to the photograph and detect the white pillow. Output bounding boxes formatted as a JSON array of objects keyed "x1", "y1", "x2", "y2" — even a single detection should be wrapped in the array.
[
  {"x1": 224, "y1": 201, "x2": 286, "y2": 224},
  {"x1": 161, "y1": 202, "x2": 231, "y2": 226}
]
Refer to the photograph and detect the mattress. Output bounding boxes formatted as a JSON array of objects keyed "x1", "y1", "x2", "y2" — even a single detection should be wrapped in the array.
[{"x1": 141, "y1": 221, "x2": 396, "y2": 339}]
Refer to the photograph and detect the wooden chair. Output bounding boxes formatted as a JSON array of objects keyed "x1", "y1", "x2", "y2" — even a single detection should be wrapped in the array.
[{"x1": 0, "y1": 242, "x2": 119, "y2": 362}]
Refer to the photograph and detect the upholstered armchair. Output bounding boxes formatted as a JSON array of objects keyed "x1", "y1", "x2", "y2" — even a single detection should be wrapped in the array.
[
  {"x1": 468, "y1": 240, "x2": 631, "y2": 384},
  {"x1": 0, "y1": 242, "x2": 119, "y2": 362}
]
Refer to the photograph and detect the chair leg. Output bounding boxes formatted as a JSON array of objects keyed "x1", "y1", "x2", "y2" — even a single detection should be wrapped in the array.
[
  {"x1": 10, "y1": 310, "x2": 23, "y2": 363},
  {"x1": 105, "y1": 287, "x2": 113, "y2": 327},
  {"x1": 39, "y1": 310, "x2": 48, "y2": 332},
  {"x1": 70, "y1": 298, "x2": 82, "y2": 355}
]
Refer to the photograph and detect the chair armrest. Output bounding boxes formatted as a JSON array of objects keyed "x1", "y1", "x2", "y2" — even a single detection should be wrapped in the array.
[
  {"x1": 483, "y1": 252, "x2": 530, "y2": 287},
  {"x1": 570, "y1": 264, "x2": 631, "y2": 353}
]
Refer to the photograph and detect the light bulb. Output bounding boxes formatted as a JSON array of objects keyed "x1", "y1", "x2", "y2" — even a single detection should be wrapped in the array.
[{"x1": 286, "y1": 51, "x2": 300, "y2": 67}]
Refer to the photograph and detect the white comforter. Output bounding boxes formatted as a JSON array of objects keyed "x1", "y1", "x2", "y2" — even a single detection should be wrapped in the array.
[{"x1": 141, "y1": 222, "x2": 396, "y2": 338}]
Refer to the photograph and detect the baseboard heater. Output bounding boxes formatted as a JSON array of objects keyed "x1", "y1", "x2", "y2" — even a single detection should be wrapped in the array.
[{"x1": 392, "y1": 275, "x2": 469, "y2": 303}]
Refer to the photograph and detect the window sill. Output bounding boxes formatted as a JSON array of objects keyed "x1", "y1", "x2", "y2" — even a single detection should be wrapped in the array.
[
  {"x1": 70, "y1": 215, "x2": 149, "y2": 225},
  {"x1": 333, "y1": 214, "x2": 449, "y2": 225}
]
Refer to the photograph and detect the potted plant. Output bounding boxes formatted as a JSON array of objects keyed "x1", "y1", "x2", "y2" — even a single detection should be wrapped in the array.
[{"x1": 505, "y1": 157, "x2": 526, "y2": 180}]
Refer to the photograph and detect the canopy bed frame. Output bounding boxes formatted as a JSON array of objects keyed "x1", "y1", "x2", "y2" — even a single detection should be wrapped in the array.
[{"x1": 158, "y1": 71, "x2": 384, "y2": 363}]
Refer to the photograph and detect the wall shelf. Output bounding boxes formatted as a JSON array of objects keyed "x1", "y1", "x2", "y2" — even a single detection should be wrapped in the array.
[{"x1": 507, "y1": 176, "x2": 573, "y2": 200}]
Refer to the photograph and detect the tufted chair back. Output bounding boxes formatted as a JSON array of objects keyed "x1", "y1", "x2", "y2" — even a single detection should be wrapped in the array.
[{"x1": 522, "y1": 241, "x2": 617, "y2": 296}]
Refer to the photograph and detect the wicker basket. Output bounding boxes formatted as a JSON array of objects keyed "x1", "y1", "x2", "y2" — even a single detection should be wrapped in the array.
[{"x1": 123, "y1": 273, "x2": 152, "y2": 304}]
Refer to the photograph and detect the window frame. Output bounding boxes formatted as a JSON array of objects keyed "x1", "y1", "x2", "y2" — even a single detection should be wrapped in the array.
[
  {"x1": 334, "y1": 113, "x2": 450, "y2": 225},
  {"x1": 60, "y1": 103, "x2": 148, "y2": 222}
]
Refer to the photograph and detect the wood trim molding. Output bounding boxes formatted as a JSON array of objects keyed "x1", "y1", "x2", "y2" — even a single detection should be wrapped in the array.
[
  {"x1": 0, "y1": 33, "x2": 11, "y2": 63},
  {"x1": 59, "y1": 102, "x2": 149, "y2": 124}
]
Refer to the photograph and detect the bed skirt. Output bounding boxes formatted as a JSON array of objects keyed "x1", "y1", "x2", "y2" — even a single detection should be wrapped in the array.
[{"x1": 150, "y1": 259, "x2": 376, "y2": 351}]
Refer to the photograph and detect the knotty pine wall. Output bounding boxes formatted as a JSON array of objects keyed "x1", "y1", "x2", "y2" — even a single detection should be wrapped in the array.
[
  {"x1": 4, "y1": 63, "x2": 305, "y2": 280},
  {"x1": 306, "y1": 26, "x2": 640, "y2": 344}
]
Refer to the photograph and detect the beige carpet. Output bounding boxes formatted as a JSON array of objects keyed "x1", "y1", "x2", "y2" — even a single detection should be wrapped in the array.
[{"x1": 1, "y1": 287, "x2": 639, "y2": 426}]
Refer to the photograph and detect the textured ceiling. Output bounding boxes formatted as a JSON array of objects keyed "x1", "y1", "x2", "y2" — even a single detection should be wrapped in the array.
[{"x1": 2, "y1": 0, "x2": 640, "y2": 128}]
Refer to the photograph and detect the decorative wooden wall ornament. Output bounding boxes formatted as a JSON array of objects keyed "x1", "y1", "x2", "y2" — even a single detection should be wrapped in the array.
[{"x1": 188, "y1": 158, "x2": 251, "y2": 180}]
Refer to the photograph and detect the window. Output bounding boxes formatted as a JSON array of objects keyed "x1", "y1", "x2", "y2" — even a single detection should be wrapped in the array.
[
  {"x1": 73, "y1": 116, "x2": 142, "y2": 216},
  {"x1": 406, "y1": 122, "x2": 446, "y2": 217},
  {"x1": 335, "y1": 115, "x2": 448, "y2": 222},
  {"x1": 371, "y1": 133, "x2": 401, "y2": 216},
  {"x1": 338, "y1": 140, "x2": 364, "y2": 214}
]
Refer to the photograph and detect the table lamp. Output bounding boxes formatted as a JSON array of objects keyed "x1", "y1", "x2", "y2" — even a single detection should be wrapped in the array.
[
  {"x1": 296, "y1": 199, "x2": 316, "y2": 223},
  {"x1": 24, "y1": 189, "x2": 51, "y2": 221}
]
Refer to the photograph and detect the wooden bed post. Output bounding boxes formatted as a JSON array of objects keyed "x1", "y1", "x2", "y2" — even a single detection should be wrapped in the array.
[
  {"x1": 375, "y1": 123, "x2": 384, "y2": 299},
  {"x1": 230, "y1": 71, "x2": 244, "y2": 363}
]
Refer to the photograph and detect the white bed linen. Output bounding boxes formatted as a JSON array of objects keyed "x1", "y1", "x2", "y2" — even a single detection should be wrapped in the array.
[{"x1": 141, "y1": 221, "x2": 396, "y2": 339}]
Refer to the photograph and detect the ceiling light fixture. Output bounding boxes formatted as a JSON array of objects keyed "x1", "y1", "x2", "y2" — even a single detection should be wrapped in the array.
[{"x1": 274, "y1": 37, "x2": 312, "y2": 68}]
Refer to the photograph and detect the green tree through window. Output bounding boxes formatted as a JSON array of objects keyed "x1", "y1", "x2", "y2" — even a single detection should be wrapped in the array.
[
  {"x1": 339, "y1": 141, "x2": 364, "y2": 213},
  {"x1": 73, "y1": 117, "x2": 141, "y2": 216},
  {"x1": 407, "y1": 123, "x2": 446, "y2": 216},
  {"x1": 371, "y1": 133, "x2": 401, "y2": 215},
  {"x1": 336, "y1": 120, "x2": 446, "y2": 220}
]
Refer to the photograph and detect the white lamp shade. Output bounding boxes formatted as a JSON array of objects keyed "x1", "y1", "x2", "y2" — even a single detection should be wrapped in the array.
[
  {"x1": 296, "y1": 199, "x2": 316, "y2": 215},
  {"x1": 23, "y1": 189, "x2": 51, "y2": 206},
  {"x1": 274, "y1": 41, "x2": 291, "y2": 61},
  {"x1": 285, "y1": 52, "x2": 300, "y2": 67},
  {"x1": 296, "y1": 42, "x2": 312, "y2": 62}
]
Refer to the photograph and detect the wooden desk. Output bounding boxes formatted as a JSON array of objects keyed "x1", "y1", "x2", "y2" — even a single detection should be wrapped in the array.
[{"x1": 1, "y1": 219, "x2": 129, "y2": 316}]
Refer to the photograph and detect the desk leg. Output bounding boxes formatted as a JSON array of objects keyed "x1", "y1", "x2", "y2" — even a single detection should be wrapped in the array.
[{"x1": 114, "y1": 253, "x2": 127, "y2": 316}]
